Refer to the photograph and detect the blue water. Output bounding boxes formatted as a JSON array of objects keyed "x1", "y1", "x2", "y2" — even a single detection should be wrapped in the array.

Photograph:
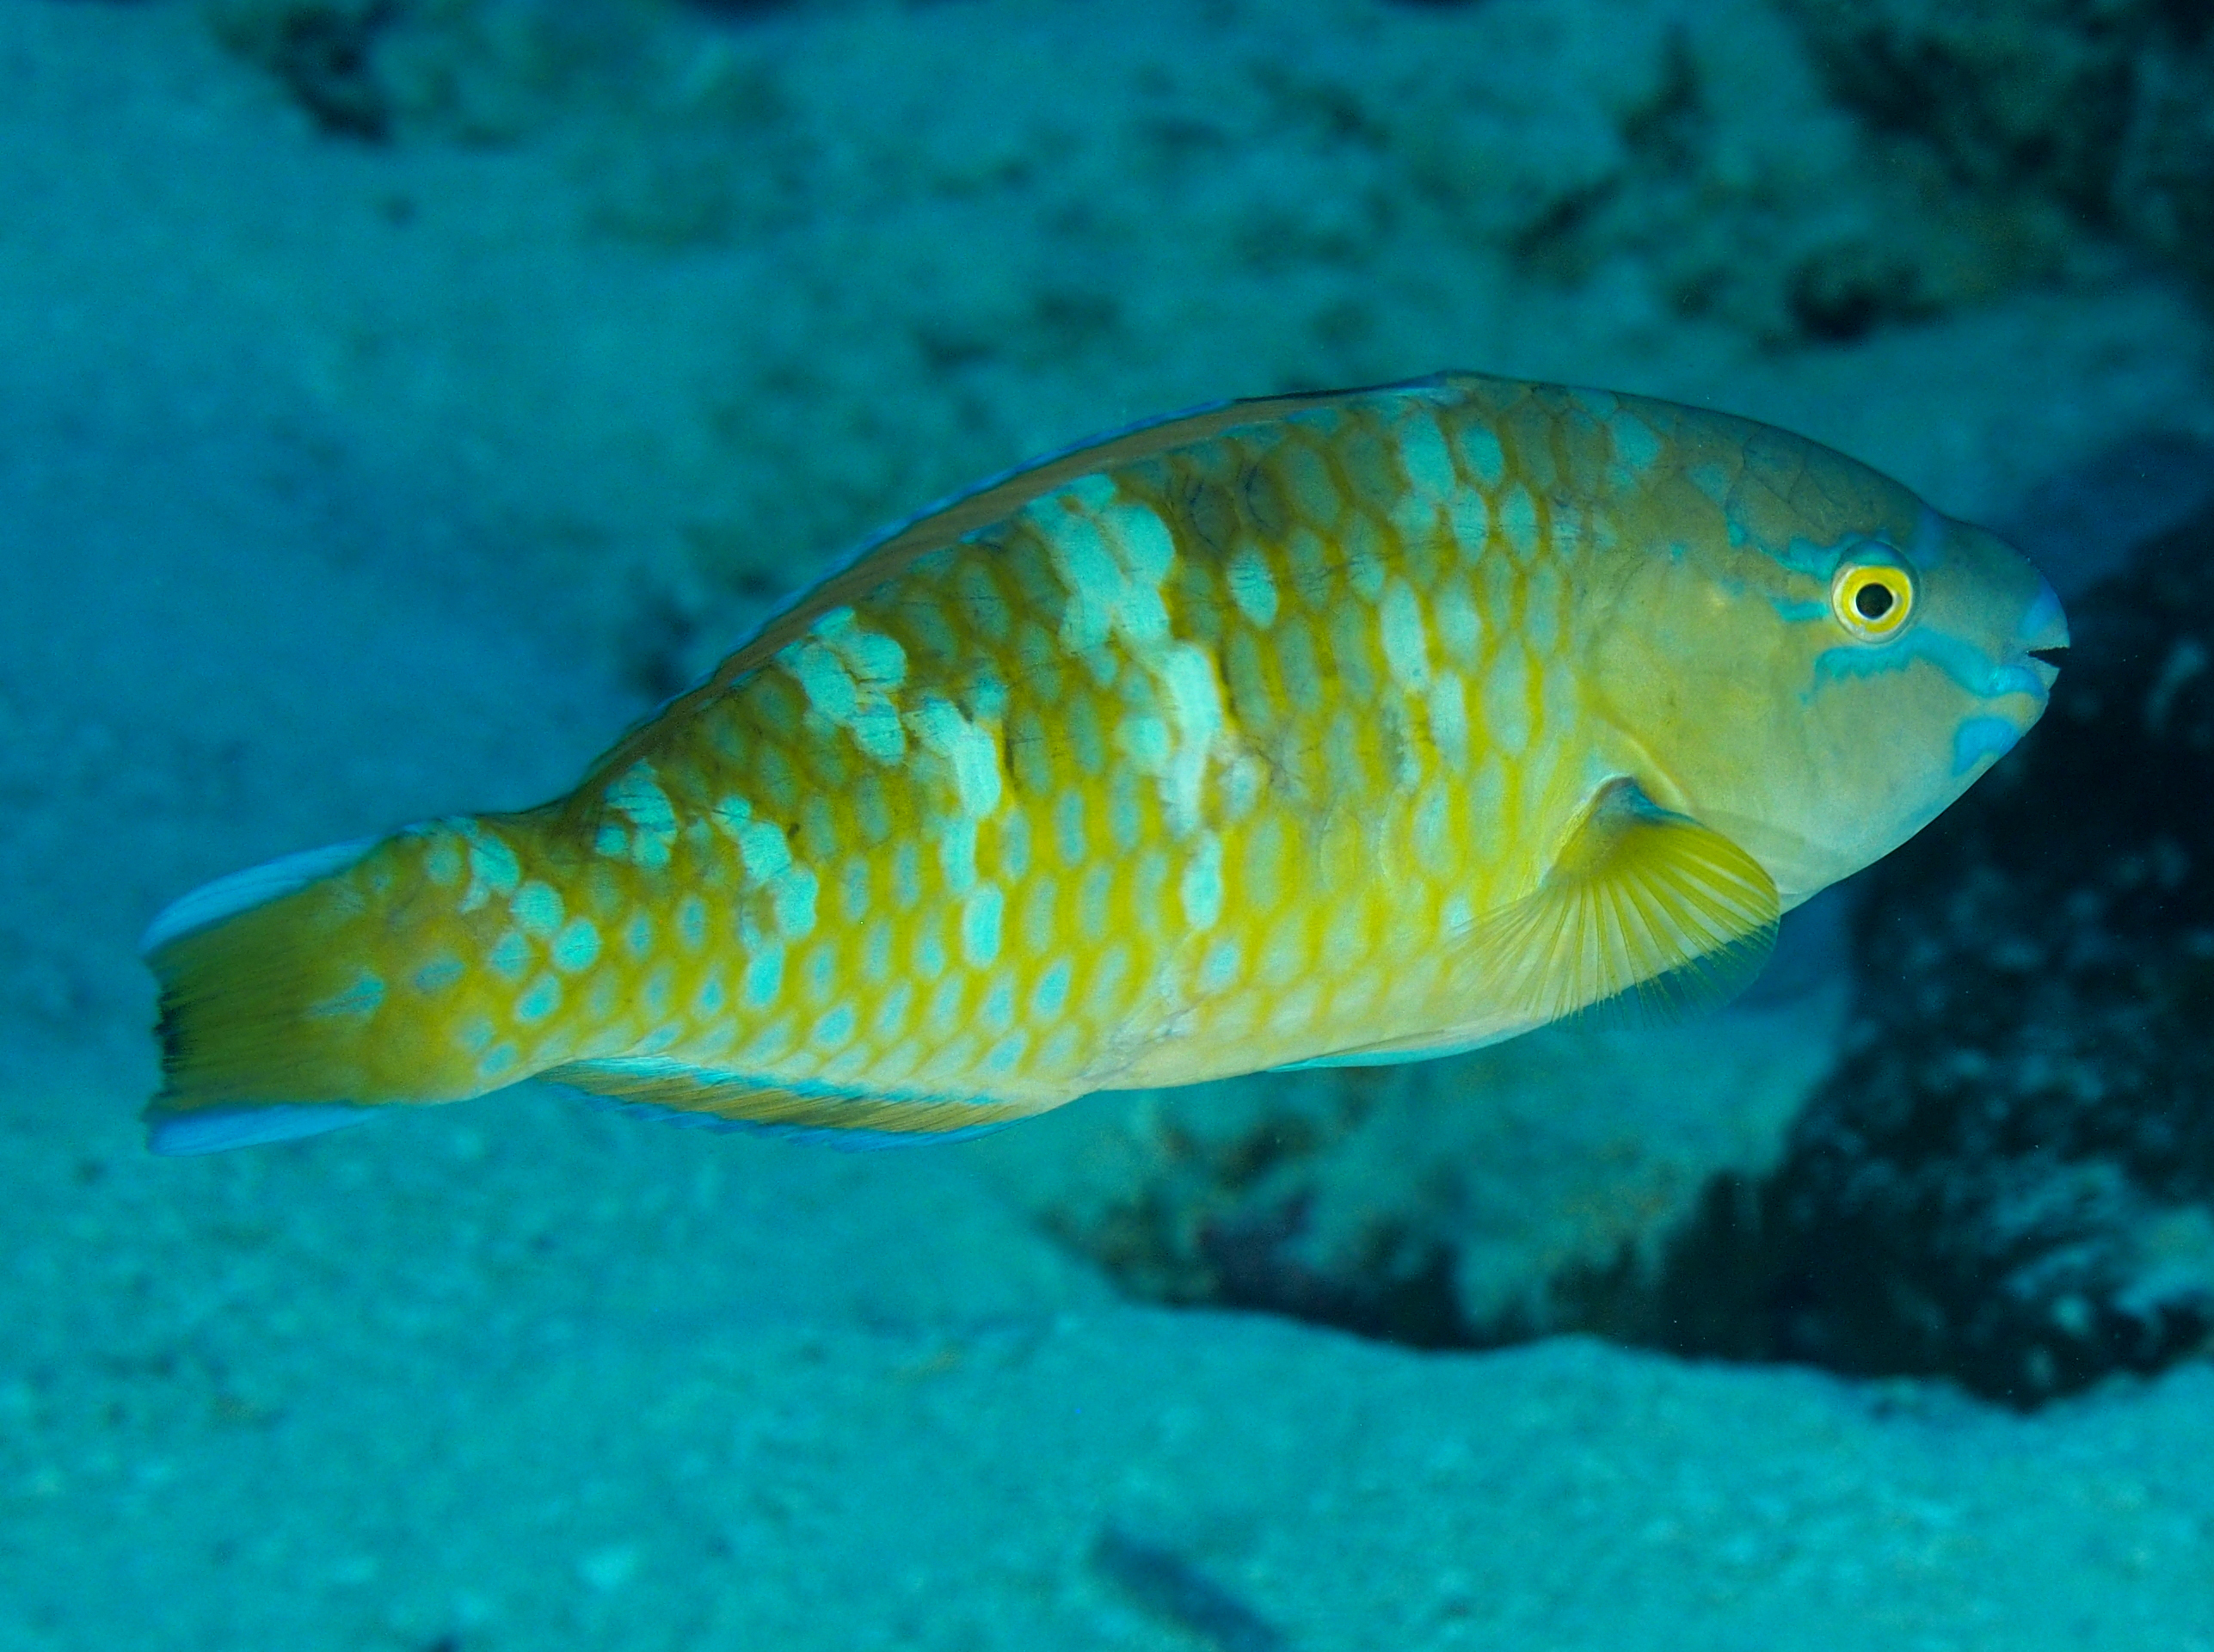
[{"x1": 4, "y1": 2, "x2": 2211, "y2": 1648}]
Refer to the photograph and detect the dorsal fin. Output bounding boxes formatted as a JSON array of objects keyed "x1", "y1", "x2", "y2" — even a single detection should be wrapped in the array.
[
  {"x1": 722, "y1": 376, "x2": 1463, "y2": 675},
  {"x1": 581, "y1": 375, "x2": 1464, "y2": 783}
]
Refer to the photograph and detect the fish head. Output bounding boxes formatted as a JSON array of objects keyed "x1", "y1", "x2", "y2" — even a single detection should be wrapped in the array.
[{"x1": 1594, "y1": 496, "x2": 2067, "y2": 909}]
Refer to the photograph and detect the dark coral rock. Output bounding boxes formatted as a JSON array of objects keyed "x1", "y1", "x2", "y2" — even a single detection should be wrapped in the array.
[
  {"x1": 206, "y1": 0, "x2": 635, "y2": 146},
  {"x1": 1784, "y1": 0, "x2": 2214, "y2": 293},
  {"x1": 210, "y1": 0, "x2": 404, "y2": 141},
  {"x1": 1676, "y1": 494, "x2": 2214, "y2": 1405},
  {"x1": 979, "y1": 978, "x2": 1842, "y2": 1362}
]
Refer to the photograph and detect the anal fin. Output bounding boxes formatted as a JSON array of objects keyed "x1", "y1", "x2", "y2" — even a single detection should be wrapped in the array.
[{"x1": 539, "y1": 1056, "x2": 1054, "y2": 1148}]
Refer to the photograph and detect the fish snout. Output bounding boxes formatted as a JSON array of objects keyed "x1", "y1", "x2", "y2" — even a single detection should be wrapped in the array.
[{"x1": 2015, "y1": 572, "x2": 2069, "y2": 692}]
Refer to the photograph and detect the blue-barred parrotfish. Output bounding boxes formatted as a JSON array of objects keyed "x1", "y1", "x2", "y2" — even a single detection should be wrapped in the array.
[{"x1": 141, "y1": 372, "x2": 2067, "y2": 1154}]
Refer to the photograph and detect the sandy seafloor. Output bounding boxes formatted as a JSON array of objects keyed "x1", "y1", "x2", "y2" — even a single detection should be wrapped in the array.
[{"x1": 4, "y1": 2, "x2": 2214, "y2": 1648}]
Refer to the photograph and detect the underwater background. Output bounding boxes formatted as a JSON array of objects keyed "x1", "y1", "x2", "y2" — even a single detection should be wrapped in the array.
[{"x1": 4, "y1": 0, "x2": 2213, "y2": 1645}]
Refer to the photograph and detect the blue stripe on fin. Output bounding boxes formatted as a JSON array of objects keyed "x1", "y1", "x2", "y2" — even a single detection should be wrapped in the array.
[
  {"x1": 829, "y1": 370, "x2": 1454, "y2": 582},
  {"x1": 146, "y1": 1102, "x2": 374, "y2": 1156},
  {"x1": 141, "y1": 838, "x2": 380, "y2": 956}
]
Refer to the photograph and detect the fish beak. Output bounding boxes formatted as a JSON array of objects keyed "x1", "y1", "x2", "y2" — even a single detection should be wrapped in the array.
[{"x1": 2017, "y1": 574, "x2": 2069, "y2": 692}]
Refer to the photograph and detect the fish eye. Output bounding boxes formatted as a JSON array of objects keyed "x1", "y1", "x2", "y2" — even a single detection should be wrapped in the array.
[{"x1": 1831, "y1": 561, "x2": 1915, "y2": 642}]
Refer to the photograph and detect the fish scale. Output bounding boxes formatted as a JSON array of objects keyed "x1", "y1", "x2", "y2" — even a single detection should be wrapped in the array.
[
  {"x1": 489, "y1": 391, "x2": 1576, "y2": 1098},
  {"x1": 141, "y1": 372, "x2": 2068, "y2": 1152}
]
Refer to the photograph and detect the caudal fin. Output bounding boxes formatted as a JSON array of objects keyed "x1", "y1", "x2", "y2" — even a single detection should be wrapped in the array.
[
  {"x1": 141, "y1": 822, "x2": 526, "y2": 1155},
  {"x1": 143, "y1": 839, "x2": 391, "y2": 1154}
]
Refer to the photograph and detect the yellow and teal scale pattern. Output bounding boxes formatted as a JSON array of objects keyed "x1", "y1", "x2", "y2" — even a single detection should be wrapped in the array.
[
  {"x1": 168, "y1": 375, "x2": 1770, "y2": 1134},
  {"x1": 411, "y1": 376, "x2": 1704, "y2": 1130}
]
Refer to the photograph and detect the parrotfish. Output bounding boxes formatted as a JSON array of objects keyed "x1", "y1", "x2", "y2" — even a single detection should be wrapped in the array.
[{"x1": 142, "y1": 372, "x2": 2067, "y2": 1154}]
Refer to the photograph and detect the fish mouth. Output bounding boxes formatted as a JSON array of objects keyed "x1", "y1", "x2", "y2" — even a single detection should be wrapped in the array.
[{"x1": 2015, "y1": 575, "x2": 2069, "y2": 691}]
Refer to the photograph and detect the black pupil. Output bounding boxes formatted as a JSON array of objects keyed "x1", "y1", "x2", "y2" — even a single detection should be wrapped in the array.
[{"x1": 1854, "y1": 580, "x2": 1896, "y2": 620}]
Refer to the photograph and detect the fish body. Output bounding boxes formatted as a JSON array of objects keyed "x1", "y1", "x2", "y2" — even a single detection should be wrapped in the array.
[{"x1": 143, "y1": 372, "x2": 2066, "y2": 1153}]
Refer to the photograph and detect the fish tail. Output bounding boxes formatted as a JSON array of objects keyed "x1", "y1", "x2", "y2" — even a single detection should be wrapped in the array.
[{"x1": 141, "y1": 814, "x2": 558, "y2": 1155}]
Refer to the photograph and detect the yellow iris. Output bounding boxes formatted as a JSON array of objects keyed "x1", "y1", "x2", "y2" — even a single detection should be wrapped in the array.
[{"x1": 1832, "y1": 560, "x2": 1915, "y2": 642}]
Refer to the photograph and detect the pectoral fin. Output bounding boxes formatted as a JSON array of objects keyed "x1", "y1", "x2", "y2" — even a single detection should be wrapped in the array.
[
  {"x1": 1470, "y1": 777, "x2": 1779, "y2": 1029},
  {"x1": 1277, "y1": 780, "x2": 1779, "y2": 1072}
]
